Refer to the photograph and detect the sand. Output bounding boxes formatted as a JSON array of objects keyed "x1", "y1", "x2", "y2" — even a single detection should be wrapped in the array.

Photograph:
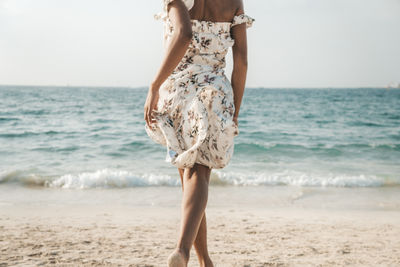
[{"x1": 1, "y1": 186, "x2": 400, "y2": 266}]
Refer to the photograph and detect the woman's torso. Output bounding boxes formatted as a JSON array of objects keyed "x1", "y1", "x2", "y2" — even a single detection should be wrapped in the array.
[
  {"x1": 188, "y1": 0, "x2": 238, "y2": 23},
  {"x1": 163, "y1": 0, "x2": 241, "y2": 76}
]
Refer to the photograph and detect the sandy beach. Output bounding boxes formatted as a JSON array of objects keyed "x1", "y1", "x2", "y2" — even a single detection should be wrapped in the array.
[{"x1": 1, "y1": 185, "x2": 400, "y2": 266}]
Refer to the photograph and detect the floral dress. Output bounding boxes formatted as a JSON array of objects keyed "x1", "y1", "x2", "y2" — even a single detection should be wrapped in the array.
[{"x1": 145, "y1": 0, "x2": 254, "y2": 169}]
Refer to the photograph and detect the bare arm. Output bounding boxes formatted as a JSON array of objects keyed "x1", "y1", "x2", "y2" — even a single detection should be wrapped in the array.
[
  {"x1": 144, "y1": 0, "x2": 192, "y2": 126},
  {"x1": 150, "y1": 0, "x2": 193, "y2": 89},
  {"x1": 230, "y1": 2, "x2": 248, "y2": 125}
]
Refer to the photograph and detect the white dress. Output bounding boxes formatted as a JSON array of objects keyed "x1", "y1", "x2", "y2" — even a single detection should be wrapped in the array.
[{"x1": 145, "y1": 0, "x2": 254, "y2": 169}]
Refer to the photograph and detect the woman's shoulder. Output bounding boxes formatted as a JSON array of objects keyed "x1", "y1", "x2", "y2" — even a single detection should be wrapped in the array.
[
  {"x1": 154, "y1": 0, "x2": 194, "y2": 21},
  {"x1": 213, "y1": 0, "x2": 254, "y2": 28},
  {"x1": 230, "y1": 0, "x2": 255, "y2": 28},
  {"x1": 163, "y1": 0, "x2": 194, "y2": 11}
]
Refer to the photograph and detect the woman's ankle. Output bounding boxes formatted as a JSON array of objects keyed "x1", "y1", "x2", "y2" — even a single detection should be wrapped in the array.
[
  {"x1": 176, "y1": 247, "x2": 190, "y2": 263},
  {"x1": 199, "y1": 255, "x2": 213, "y2": 267}
]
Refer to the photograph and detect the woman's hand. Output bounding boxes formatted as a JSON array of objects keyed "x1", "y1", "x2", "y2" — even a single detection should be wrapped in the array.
[
  {"x1": 233, "y1": 115, "x2": 239, "y2": 127},
  {"x1": 144, "y1": 85, "x2": 160, "y2": 127}
]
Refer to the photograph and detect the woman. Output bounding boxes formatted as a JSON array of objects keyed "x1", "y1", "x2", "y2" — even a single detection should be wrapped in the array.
[{"x1": 144, "y1": 0, "x2": 253, "y2": 266}]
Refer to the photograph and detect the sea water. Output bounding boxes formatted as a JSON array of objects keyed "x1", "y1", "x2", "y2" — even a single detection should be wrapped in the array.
[{"x1": 0, "y1": 86, "x2": 399, "y2": 190}]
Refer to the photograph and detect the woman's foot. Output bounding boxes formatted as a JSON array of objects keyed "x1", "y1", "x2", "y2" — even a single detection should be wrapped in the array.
[{"x1": 167, "y1": 248, "x2": 188, "y2": 267}]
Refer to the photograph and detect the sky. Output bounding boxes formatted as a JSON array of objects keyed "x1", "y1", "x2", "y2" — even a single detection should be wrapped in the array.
[{"x1": 0, "y1": 0, "x2": 399, "y2": 88}]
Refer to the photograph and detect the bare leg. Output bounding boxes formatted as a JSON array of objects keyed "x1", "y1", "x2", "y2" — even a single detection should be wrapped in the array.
[
  {"x1": 168, "y1": 163, "x2": 211, "y2": 266},
  {"x1": 178, "y1": 169, "x2": 214, "y2": 267},
  {"x1": 193, "y1": 213, "x2": 214, "y2": 266}
]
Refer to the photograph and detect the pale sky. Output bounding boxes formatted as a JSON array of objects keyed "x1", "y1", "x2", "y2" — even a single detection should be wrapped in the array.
[{"x1": 0, "y1": 0, "x2": 399, "y2": 88}]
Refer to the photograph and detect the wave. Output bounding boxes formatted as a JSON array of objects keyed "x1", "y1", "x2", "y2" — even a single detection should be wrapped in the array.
[
  {"x1": 0, "y1": 130, "x2": 67, "y2": 138},
  {"x1": 20, "y1": 109, "x2": 49, "y2": 116},
  {"x1": 1, "y1": 168, "x2": 398, "y2": 189},
  {"x1": 234, "y1": 142, "x2": 400, "y2": 154},
  {"x1": 118, "y1": 141, "x2": 157, "y2": 153},
  {"x1": 0, "y1": 169, "x2": 180, "y2": 189},
  {"x1": 31, "y1": 145, "x2": 81, "y2": 152},
  {"x1": 0, "y1": 117, "x2": 20, "y2": 122},
  {"x1": 49, "y1": 169, "x2": 180, "y2": 189},
  {"x1": 0, "y1": 169, "x2": 50, "y2": 187},
  {"x1": 346, "y1": 121, "x2": 386, "y2": 127},
  {"x1": 213, "y1": 170, "x2": 393, "y2": 188}
]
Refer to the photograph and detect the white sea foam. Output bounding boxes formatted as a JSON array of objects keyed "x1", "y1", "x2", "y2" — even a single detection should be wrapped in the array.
[
  {"x1": 213, "y1": 170, "x2": 386, "y2": 187},
  {"x1": 48, "y1": 169, "x2": 180, "y2": 189},
  {"x1": 0, "y1": 169, "x2": 11, "y2": 183},
  {"x1": 0, "y1": 168, "x2": 394, "y2": 189}
]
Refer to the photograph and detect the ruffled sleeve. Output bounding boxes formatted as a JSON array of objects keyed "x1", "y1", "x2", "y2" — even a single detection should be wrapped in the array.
[
  {"x1": 163, "y1": 0, "x2": 176, "y2": 11},
  {"x1": 231, "y1": 14, "x2": 255, "y2": 28},
  {"x1": 154, "y1": 0, "x2": 194, "y2": 21}
]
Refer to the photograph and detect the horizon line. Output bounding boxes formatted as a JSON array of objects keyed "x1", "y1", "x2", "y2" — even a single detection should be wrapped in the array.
[{"x1": 0, "y1": 84, "x2": 395, "y2": 89}]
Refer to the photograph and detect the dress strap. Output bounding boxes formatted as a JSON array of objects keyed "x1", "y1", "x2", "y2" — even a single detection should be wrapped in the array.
[{"x1": 231, "y1": 14, "x2": 255, "y2": 28}]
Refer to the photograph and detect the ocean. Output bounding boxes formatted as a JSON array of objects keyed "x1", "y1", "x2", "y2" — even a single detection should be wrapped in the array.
[{"x1": 0, "y1": 85, "x2": 399, "y2": 190}]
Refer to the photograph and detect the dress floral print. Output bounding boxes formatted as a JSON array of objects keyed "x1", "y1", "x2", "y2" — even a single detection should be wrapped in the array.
[{"x1": 145, "y1": 0, "x2": 254, "y2": 169}]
